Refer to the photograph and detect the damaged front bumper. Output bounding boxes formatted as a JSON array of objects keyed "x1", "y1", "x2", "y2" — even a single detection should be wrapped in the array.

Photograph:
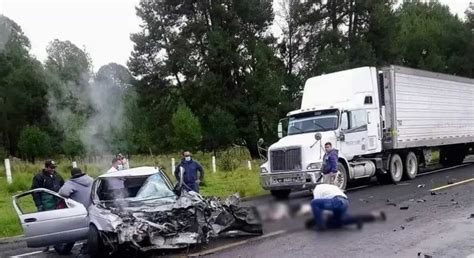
[{"x1": 101, "y1": 192, "x2": 262, "y2": 252}]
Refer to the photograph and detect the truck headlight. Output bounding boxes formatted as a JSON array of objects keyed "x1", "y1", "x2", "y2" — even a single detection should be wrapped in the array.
[
  {"x1": 260, "y1": 167, "x2": 269, "y2": 174},
  {"x1": 306, "y1": 162, "x2": 322, "y2": 170}
]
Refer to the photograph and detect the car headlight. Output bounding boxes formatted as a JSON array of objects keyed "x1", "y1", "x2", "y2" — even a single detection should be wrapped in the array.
[
  {"x1": 306, "y1": 162, "x2": 322, "y2": 170},
  {"x1": 260, "y1": 167, "x2": 269, "y2": 174}
]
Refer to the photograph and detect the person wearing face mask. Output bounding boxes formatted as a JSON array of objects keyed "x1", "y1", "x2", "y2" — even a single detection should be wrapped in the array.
[
  {"x1": 31, "y1": 160, "x2": 65, "y2": 211},
  {"x1": 174, "y1": 151, "x2": 204, "y2": 193},
  {"x1": 107, "y1": 157, "x2": 124, "y2": 173}
]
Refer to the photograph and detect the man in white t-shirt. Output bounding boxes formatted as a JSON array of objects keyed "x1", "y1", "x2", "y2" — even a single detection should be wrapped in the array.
[{"x1": 308, "y1": 183, "x2": 385, "y2": 230}]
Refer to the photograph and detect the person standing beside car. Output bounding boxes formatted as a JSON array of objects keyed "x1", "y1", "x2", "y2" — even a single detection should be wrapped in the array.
[
  {"x1": 59, "y1": 168, "x2": 93, "y2": 208},
  {"x1": 174, "y1": 151, "x2": 204, "y2": 193},
  {"x1": 322, "y1": 142, "x2": 338, "y2": 185},
  {"x1": 31, "y1": 160, "x2": 65, "y2": 211}
]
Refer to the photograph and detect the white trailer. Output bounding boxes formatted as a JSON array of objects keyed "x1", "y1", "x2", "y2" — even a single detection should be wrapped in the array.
[{"x1": 259, "y1": 65, "x2": 474, "y2": 199}]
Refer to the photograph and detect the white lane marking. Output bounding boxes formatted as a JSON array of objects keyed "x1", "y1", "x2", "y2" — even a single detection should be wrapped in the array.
[
  {"x1": 430, "y1": 178, "x2": 474, "y2": 192},
  {"x1": 10, "y1": 243, "x2": 82, "y2": 257},
  {"x1": 188, "y1": 230, "x2": 287, "y2": 257}
]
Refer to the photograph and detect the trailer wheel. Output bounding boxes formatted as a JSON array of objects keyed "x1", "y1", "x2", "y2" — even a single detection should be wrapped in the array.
[
  {"x1": 403, "y1": 152, "x2": 418, "y2": 180},
  {"x1": 334, "y1": 163, "x2": 348, "y2": 190},
  {"x1": 388, "y1": 154, "x2": 403, "y2": 183}
]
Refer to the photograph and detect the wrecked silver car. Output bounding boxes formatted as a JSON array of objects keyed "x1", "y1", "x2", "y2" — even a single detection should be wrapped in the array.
[{"x1": 12, "y1": 166, "x2": 262, "y2": 257}]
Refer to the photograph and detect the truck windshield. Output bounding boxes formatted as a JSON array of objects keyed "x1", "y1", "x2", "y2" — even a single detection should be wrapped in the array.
[{"x1": 288, "y1": 110, "x2": 339, "y2": 135}]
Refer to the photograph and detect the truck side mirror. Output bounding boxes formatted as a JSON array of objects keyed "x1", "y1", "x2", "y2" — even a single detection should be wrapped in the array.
[
  {"x1": 314, "y1": 133, "x2": 322, "y2": 141},
  {"x1": 338, "y1": 132, "x2": 345, "y2": 142},
  {"x1": 277, "y1": 122, "x2": 283, "y2": 138}
]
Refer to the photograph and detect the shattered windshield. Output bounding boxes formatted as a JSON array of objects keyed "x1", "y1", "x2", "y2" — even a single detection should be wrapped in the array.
[
  {"x1": 133, "y1": 173, "x2": 176, "y2": 201},
  {"x1": 98, "y1": 173, "x2": 176, "y2": 202}
]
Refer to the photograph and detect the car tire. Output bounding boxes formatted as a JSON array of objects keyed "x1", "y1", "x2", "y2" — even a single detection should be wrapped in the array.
[
  {"x1": 403, "y1": 152, "x2": 418, "y2": 180},
  {"x1": 53, "y1": 242, "x2": 75, "y2": 255},
  {"x1": 270, "y1": 190, "x2": 290, "y2": 200},
  {"x1": 334, "y1": 163, "x2": 348, "y2": 190},
  {"x1": 88, "y1": 224, "x2": 107, "y2": 258},
  {"x1": 389, "y1": 154, "x2": 403, "y2": 183}
]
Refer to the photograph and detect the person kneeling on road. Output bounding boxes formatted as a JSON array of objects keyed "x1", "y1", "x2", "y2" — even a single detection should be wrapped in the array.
[{"x1": 307, "y1": 183, "x2": 386, "y2": 231}]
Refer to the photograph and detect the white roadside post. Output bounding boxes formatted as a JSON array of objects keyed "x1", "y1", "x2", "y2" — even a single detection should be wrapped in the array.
[
  {"x1": 212, "y1": 156, "x2": 216, "y2": 173},
  {"x1": 247, "y1": 160, "x2": 252, "y2": 171},
  {"x1": 5, "y1": 159, "x2": 12, "y2": 184},
  {"x1": 171, "y1": 158, "x2": 175, "y2": 173},
  {"x1": 72, "y1": 161, "x2": 77, "y2": 168}
]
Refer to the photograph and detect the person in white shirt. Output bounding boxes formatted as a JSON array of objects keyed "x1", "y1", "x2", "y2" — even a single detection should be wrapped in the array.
[
  {"x1": 107, "y1": 158, "x2": 123, "y2": 173},
  {"x1": 307, "y1": 183, "x2": 385, "y2": 230}
]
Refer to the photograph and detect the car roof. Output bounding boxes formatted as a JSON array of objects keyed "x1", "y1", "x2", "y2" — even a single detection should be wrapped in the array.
[{"x1": 98, "y1": 166, "x2": 160, "y2": 178}]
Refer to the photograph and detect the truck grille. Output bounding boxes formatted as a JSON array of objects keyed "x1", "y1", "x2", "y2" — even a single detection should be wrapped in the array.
[{"x1": 270, "y1": 147, "x2": 302, "y2": 172}]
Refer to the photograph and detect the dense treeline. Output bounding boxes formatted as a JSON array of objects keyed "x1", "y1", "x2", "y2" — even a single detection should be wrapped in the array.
[{"x1": 1, "y1": 0, "x2": 474, "y2": 160}]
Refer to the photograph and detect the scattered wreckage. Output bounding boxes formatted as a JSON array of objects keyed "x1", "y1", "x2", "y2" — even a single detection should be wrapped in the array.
[{"x1": 13, "y1": 167, "x2": 263, "y2": 256}]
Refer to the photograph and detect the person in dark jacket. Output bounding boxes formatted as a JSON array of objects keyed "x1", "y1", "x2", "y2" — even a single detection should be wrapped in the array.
[
  {"x1": 174, "y1": 151, "x2": 204, "y2": 193},
  {"x1": 59, "y1": 168, "x2": 93, "y2": 208},
  {"x1": 322, "y1": 142, "x2": 338, "y2": 185},
  {"x1": 31, "y1": 160, "x2": 65, "y2": 211}
]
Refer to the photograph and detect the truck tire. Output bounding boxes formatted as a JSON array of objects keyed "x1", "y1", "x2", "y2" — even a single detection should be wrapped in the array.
[
  {"x1": 271, "y1": 190, "x2": 291, "y2": 200},
  {"x1": 334, "y1": 163, "x2": 348, "y2": 190},
  {"x1": 88, "y1": 224, "x2": 107, "y2": 258},
  {"x1": 403, "y1": 152, "x2": 418, "y2": 180},
  {"x1": 388, "y1": 154, "x2": 403, "y2": 183}
]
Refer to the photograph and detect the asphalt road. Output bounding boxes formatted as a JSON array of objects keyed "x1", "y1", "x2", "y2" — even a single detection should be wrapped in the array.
[{"x1": 2, "y1": 162, "x2": 474, "y2": 258}]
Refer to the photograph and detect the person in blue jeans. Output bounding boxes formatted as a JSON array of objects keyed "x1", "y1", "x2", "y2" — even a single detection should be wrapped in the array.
[
  {"x1": 174, "y1": 151, "x2": 204, "y2": 192},
  {"x1": 308, "y1": 183, "x2": 385, "y2": 230}
]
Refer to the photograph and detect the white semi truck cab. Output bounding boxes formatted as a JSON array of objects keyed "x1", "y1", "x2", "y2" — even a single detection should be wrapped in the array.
[{"x1": 260, "y1": 66, "x2": 474, "y2": 199}]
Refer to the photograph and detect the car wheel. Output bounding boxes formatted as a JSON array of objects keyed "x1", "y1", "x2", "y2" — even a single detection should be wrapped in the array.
[
  {"x1": 403, "y1": 152, "x2": 418, "y2": 180},
  {"x1": 334, "y1": 163, "x2": 348, "y2": 190},
  {"x1": 270, "y1": 190, "x2": 291, "y2": 200},
  {"x1": 389, "y1": 154, "x2": 403, "y2": 183},
  {"x1": 53, "y1": 242, "x2": 75, "y2": 255},
  {"x1": 88, "y1": 224, "x2": 107, "y2": 258}
]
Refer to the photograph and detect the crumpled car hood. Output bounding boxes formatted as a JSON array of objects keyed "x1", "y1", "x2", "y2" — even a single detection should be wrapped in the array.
[{"x1": 99, "y1": 192, "x2": 262, "y2": 251}]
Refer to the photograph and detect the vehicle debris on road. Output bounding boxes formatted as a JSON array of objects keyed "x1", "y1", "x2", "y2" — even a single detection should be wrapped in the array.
[{"x1": 400, "y1": 206, "x2": 409, "y2": 210}]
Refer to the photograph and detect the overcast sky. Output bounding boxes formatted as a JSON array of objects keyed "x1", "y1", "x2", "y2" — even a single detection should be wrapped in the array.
[{"x1": 0, "y1": 0, "x2": 471, "y2": 72}]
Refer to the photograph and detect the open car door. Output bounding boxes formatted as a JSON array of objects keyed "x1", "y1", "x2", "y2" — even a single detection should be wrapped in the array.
[{"x1": 12, "y1": 188, "x2": 89, "y2": 248}]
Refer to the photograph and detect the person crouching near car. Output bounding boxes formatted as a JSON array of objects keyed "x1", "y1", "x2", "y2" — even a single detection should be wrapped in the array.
[{"x1": 59, "y1": 168, "x2": 93, "y2": 208}]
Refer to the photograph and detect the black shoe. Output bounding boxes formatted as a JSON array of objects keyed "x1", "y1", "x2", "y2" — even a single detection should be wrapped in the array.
[{"x1": 356, "y1": 221, "x2": 363, "y2": 230}]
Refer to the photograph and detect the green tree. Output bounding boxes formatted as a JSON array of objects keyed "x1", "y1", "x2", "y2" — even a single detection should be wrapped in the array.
[
  {"x1": 0, "y1": 15, "x2": 51, "y2": 155},
  {"x1": 203, "y1": 108, "x2": 238, "y2": 153},
  {"x1": 129, "y1": 0, "x2": 287, "y2": 156},
  {"x1": 394, "y1": 1, "x2": 470, "y2": 74},
  {"x1": 61, "y1": 133, "x2": 85, "y2": 161},
  {"x1": 171, "y1": 104, "x2": 202, "y2": 151},
  {"x1": 18, "y1": 125, "x2": 51, "y2": 163}
]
